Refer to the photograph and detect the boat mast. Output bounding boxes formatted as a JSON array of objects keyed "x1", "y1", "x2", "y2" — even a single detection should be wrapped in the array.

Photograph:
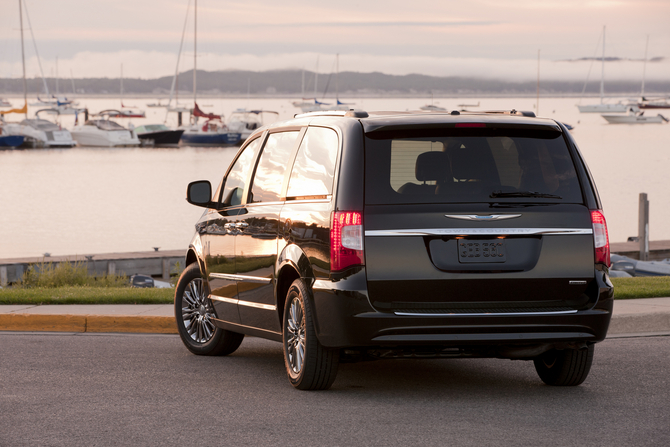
[
  {"x1": 19, "y1": 0, "x2": 28, "y2": 117},
  {"x1": 535, "y1": 50, "x2": 540, "y2": 116},
  {"x1": 336, "y1": 53, "x2": 339, "y2": 102},
  {"x1": 164, "y1": 0, "x2": 191, "y2": 122},
  {"x1": 22, "y1": 1, "x2": 50, "y2": 99},
  {"x1": 600, "y1": 26, "x2": 605, "y2": 104},
  {"x1": 120, "y1": 64, "x2": 124, "y2": 107},
  {"x1": 314, "y1": 56, "x2": 319, "y2": 98},
  {"x1": 193, "y1": 0, "x2": 197, "y2": 107},
  {"x1": 641, "y1": 35, "x2": 649, "y2": 98}
]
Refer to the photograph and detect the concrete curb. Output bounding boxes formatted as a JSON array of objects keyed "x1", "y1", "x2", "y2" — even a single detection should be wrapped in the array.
[
  {"x1": 1, "y1": 298, "x2": 670, "y2": 335},
  {"x1": 0, "y1": 314, "x2": 177, "y2": 334}
]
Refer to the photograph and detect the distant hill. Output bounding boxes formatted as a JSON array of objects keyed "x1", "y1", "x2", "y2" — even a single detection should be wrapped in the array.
[{"x1": 0, "y1": 69, "x2": 667, "y2": 96}]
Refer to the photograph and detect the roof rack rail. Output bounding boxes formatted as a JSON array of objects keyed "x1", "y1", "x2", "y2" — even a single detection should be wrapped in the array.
[{"x1": 294, "y1": 109, "x2": 369, "y2": 119}]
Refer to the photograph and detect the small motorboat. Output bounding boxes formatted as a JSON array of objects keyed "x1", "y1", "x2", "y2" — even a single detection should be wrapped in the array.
[
  {"x1": 70, "y1": 118, "x2": 141, "y2": 147},
  {"x1": 1, "y1": 109, "x2": 76, "y2": 148},
  {"x1": 0, "y1": 98, "x2": 12, "y2": 108},
  {"x1": 134, "y1": 124, "x2": 184, "y2": 146},
  {"x1": 98, "y1": 108, "x2": 146, "y2": 119},
  {"x1": 638, "y1": 96, "x2": 670, "y2": 109},
  {"x1": 292, "y1": 98, "x2": 332, "y2": 113},
  {"x1": 147, "y1": 100, "x2": 168, "y2": 108},
  {"x1": 227, "y1": 109, "x2": 279, "y2": 142},
  {"x1": 602, "y1": 106, "x2": 669, "y2": 124},
  {"x1": 419, "y1": 104, "x2": 447, "y2": 112}
]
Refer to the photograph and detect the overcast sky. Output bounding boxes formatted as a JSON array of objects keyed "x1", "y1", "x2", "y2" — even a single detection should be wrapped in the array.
[{"x1": 1, "y1": 0, "x2": 669, "y2": 81}]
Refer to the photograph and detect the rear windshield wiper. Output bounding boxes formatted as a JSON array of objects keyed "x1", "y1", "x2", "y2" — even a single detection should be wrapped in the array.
[{"x1": 490, "y1": 190, "x2": 563, "y2": 199}]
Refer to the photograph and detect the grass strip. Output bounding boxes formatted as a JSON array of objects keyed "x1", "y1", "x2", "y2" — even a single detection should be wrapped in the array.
[
  {"x1": 0, "y1": 286, "x2": 174, "y2": 305},
  {"x1": 612, "y1": 276, "x2": 670, "y2": 299}
]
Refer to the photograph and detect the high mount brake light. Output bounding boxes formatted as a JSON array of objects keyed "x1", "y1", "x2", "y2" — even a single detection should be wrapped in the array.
[
  {"x1": 591, "y1": 210, "x2": 611, "y2": 267},
  {"x1": 455, "y1": 123, "x2": 486, "y2": 128},
  {"x1": 330, "y1": 211, "x2": 364, "y2": 272}
]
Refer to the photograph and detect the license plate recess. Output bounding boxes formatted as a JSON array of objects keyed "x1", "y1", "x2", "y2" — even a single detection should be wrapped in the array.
[{"x1": 458, "y1": 239, "x2": 506, "y2": 263}]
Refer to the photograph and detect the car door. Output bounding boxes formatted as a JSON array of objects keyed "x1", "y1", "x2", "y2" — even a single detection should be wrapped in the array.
[
  {"x1": 200, "y1": 136, "x2": 263, "y2": 324},
  {"x1": 235, "y1": 129, "x2": 303, "y2": 333}
]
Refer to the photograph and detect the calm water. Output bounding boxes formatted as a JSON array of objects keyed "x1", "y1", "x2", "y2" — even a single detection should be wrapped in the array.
[{"x1": 1, "y1": 96, "x2": 669, "y2": 258}]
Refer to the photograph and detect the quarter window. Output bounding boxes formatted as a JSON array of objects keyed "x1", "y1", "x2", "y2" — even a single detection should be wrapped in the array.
[
  {"x1": 287, "y1": 127, "x2": 338, "y2": 198},
  {"x1": 250, "y1": 131, "x2": 300, "y2": 203},
  {"x1": 220, "y1": 138, "x2": 262, "y2": 206}
]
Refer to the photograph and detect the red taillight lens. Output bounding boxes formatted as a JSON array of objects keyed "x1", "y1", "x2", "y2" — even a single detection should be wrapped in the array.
[
  {"x1": 591, "y1": 210, "x2": 610, "y2": 267},
  {"x1": 330, "y1": 211, "x2": 364, "y2": 272}
]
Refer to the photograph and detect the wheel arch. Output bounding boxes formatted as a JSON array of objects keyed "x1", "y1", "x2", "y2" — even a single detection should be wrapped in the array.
[{"x1": 276, "y1": 243, "x2": 317, "y2": 329}]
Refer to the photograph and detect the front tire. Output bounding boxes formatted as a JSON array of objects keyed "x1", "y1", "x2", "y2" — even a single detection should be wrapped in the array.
[
  {"x1": 175, "y1": 263, "x2": 244, "y2": 356},
  {"x1": 283, "y1": 279, "x2": 339, "y2": 390},
  {"x1": 533, "y1": 344, "x2": 594, "y2": 386}
]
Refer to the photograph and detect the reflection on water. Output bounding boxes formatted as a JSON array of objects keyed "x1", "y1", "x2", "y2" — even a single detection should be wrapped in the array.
[{"x1": 1, "y1": 96, "x2": 669, "y2": 258}]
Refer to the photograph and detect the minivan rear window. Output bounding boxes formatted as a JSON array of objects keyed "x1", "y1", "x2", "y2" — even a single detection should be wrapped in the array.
[{"x1": 365, "y1": 130, "x2": 582, "y2": 204}]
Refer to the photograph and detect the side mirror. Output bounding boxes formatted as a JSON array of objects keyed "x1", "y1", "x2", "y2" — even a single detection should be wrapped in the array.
[{"x1": 186, "y1": 180, "x2": 213, "y2": 207}]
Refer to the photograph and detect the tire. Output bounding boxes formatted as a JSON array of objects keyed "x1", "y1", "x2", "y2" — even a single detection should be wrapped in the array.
[
  {"x1": 282, "y1": 279, "x2": 339, "y2": 390},
  {"x1": 174, "y1": 263, "x2": 244, "y2": 356},
  {"x1": 533, "y1": 344, "x2": 594, "y2": 386}
]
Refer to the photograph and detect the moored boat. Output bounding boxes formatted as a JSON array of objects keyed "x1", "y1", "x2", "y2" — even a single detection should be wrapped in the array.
[
  {"x1": 602, "y1": 107, "x2": 668, "y2": 124},
  {"x1": 226, "y1": 109, "x2": 279, "y2": 141},
  {"x1": 70, "y1": 118, "x2": 141, "y2": 147},
  {"x1": 2, "y1": 109, "x2": 76, "y2": 147},
  {"x1": 134, "y1": 124, "x2": 184, "y2": 146}
]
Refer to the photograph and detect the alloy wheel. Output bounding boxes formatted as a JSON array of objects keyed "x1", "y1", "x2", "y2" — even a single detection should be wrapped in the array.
[
  {"x1": 286, "y1": 297, "x2": 306, "y2": 374},
  {"x1": 181, "y1": 278, "x2": 216, "y2": 343}
]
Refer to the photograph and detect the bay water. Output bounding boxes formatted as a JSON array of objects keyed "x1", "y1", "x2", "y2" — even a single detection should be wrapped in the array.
[{"x1": 1, "y1": 96, "x2": 668, "y2": 259}]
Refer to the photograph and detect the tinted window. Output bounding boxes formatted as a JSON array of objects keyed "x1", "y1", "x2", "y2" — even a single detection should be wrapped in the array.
[
  {"x1": 365, "y1": 131, "x2": 582, "y2": 204},
  {"x1": 221, "y1": 138, "x2": 262, "y2": 206},
  {"x1": 287, "y1": 127, "x2": 338, "y2": 198},
  {"x1": 250, "y1": 131, "x2": 300, "y2": 203}
]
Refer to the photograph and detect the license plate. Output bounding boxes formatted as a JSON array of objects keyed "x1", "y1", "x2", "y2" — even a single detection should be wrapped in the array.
[{"x1": 458, "y1": 239, "x2": 506, "y2": 263}]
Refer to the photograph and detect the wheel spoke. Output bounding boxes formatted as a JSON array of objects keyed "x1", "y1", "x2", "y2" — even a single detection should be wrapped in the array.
[{"x1": 179, "y1": 276, "x2": 217, "y2": 344}]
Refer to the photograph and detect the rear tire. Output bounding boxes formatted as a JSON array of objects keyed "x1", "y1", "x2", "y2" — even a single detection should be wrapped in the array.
[
  {"x1": 533, "y1": 344, "x2": 594, "y2": 386},
  {"x1": 282, "y1": 279, "x2": 339, "y2": 390},
  {"x1": 175, "y1": 263, "x2": 244, "y2": 356}
]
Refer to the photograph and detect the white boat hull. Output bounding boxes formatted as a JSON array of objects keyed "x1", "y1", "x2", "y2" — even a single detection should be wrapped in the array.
[
  {"x1": 602, "y1": 114, "x2": 668, "y2": 124},
  {"x1": 70, "y1": 127, "x2": 140, "y2": 147},
  {"x1": 578, "y1": 104, "x2": 628, "y2": 113}
]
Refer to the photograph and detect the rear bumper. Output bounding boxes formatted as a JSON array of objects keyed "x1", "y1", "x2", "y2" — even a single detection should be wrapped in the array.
[{"x1": 310, "y1": 269, "x2": 613, "y2": 351}]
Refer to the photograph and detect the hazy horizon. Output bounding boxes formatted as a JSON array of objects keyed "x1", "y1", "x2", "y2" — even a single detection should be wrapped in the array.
[{"x1": 1, "y1": 0, "x2": 669, "y2": 82}]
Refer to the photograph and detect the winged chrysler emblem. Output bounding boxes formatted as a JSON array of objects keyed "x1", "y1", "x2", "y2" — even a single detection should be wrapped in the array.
[{"x1": 444, "y1": 214, "x2": 522, "y2": 221}]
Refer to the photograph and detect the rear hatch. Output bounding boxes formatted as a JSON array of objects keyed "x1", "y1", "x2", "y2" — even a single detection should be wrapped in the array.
[{"x1": 362, "y1": 117, "x2": 597, "y2": 314}]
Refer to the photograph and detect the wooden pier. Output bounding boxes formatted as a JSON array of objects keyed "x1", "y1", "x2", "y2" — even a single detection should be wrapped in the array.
[{"x1": 0, "y1": 250, "x2": 185, "y2": 286}]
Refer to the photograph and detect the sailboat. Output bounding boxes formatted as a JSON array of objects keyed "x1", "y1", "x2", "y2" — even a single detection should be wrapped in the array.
[
  {"x1": 577, "y1": 27, "x2": 628, "y2": 113},
  {"x1": 1, "y1": 0, "x2": 30, "y2": 148},
  {"x1": 179, "y1": 0, "x2": 241, "y2": 146},
  {"x1": 104, "y1": 64, "x2": 146, "y2": 118}
]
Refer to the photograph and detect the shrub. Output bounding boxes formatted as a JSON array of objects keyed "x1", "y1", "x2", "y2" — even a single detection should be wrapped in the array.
[{"x1": 19, "y1": 259, "x2": 129, "y2": 288}]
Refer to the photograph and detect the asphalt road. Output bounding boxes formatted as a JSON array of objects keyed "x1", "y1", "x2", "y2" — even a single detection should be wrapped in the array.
[{"x1": 1, "y1": 333, "x2": 669, "y2": 446}]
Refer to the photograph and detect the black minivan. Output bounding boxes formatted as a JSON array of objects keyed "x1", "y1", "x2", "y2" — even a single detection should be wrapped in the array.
[{"x1": 175, "y1": 109, "x2": 613, "y2": 390}]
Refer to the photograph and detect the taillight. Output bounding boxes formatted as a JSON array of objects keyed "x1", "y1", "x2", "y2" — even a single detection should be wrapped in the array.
[
  {"x1": 591, "y1": 210, "x2": 610, "y2": 267},
  {"x1": 330, "y1": 211, "x2": 364, "y2": 272}
]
